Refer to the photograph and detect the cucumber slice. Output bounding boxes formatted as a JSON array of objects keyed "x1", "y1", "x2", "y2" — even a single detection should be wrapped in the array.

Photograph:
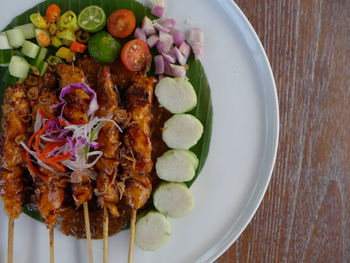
[
  {"x1": 155, "y1": 77, "x2": 197, "y2": 114},
  {"x1": 0, "y1": 33, "x2": 11, "y2": 50},
  {"x1": 30, "y1": 57, "x2": 48, "y2": 76},
  {"x1": 6, "y1": 28, "x2": 25, "y2": 48},
  {"x1": 135, "y1": 211, "x2": 171, "y2": 251},
  {"x1": 9, "y1": 56, "x2": 30, "y2": 78},
  {"x1": 2, "y1": 70, "x2": 19, "y2": 84},
  {"x1": 0, "y1": 49, "x2": 13, "y2": 64},
  {"x1": 156, "y1": 150, "x2": 198, "y2": 182},
  {"x1": 37, "y1": 47, "x2": 48, "y2": 60},
  {"x1": 21, "y1": 41, "x2": 40, "y2": 58},
  {"x1": 15, "y1": 24, "x2": 35, "y2": 39},
  {"x1": 162, "y1": 114, "x2": 204, "y2": 150},
  {"x1": 153, "y1": 182, "x2": 195, "y2": 218}
]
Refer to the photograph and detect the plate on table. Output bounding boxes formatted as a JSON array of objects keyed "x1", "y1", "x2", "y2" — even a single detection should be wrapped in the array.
[{"x1": 0, "y1": 0, "x2": 278, "y2": 262}]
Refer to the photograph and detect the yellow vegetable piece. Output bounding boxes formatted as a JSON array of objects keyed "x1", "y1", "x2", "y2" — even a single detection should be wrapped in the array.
[
  {"x1": 48, "y1": 23, "x2": 58, "y2": 36},
  {"x1": 56, "y1": 29, "x2": 76, "y2": 42},
  {"x1": 59, "y1": 11, "x2": 79, "y2": 31},
  {"x1": 51, "y1": 36, "x2": 63, "y2": 47},
  {"x1": 56, "y1": 47, "x2": 75, "y2": 63},
  {"x1": 30, "y1": 13, "x2": 49, "y2": 29}
]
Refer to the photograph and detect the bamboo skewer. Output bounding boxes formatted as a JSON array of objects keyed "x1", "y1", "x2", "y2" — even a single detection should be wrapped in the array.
[
  {"x1": 128, "y1": 209, "x2": 137, "y2": 263},
  {"x1": 83, "y1": 202, "x2": 94, "y2": 263},
  {"x1": 103, "y1": 207, "x2": 109, "y2": 263},
  {"x1": 7, "y1": 218, "x2": 14, "y2": 263},
  {"x1": 50, "y1": 227, "x2": 54, "y2": 263}
]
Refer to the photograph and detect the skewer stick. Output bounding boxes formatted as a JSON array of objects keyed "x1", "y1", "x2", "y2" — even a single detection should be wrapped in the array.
[
  {"x1": 103, "y1": 207, "x2": 109, "y2": 263},
  {"x1": 7, "y1": 217, "x2": 14, "y2": 263},
  {"x1": 83, "y1": 202, "x2": 94, "y2": 263},
  {"x1": 50, "y1": 227, "x2": 54, "y2": 263},
  {"x1": 128, "y1": 209, "x2": 137, "y2": 263}
]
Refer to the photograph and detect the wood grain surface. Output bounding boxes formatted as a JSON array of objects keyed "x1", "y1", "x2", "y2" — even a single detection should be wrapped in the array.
[{"x1": 216, "y1": 0, "x2": 350, "y2": 262}]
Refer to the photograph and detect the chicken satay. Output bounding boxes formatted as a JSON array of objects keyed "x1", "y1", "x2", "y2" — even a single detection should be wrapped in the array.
[
  {"x1": 0, "y1": 84, "x2": 30, "y2": 219},
  {"x1": 56, "y1": 64, "x2": 94, "y2": 206},
  {"x1": 121, "y1": 74, "x2": 157, "y2": 210},
  {"x1": 36, "y1": 168, "x2": 68, "y2": 227},
  {"x1": 95, "y1": 66, "x2": 123, "y2": 217}
]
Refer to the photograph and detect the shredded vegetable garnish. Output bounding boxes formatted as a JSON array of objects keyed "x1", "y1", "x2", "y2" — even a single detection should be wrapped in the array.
[{"x1": 21, "y1": 82, "x2": 122, "y2": 180}]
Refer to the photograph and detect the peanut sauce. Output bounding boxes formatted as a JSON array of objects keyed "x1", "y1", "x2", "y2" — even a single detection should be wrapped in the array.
[{"x1": 21, "y1": 58, "x2": 171, "y2": 239}]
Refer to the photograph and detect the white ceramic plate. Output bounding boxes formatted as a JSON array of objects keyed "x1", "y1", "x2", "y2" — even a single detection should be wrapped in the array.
[{"x1": 0, "y1": 0, "x2": 278, "y2": 262}]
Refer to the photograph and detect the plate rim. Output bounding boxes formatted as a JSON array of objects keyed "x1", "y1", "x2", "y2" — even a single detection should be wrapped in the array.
[{"x1": 196, "y1": 0, "x2": 280, "y2": 262}]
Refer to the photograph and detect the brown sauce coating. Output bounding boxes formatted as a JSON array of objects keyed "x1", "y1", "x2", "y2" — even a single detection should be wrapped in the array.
[{"x1": 19, "y1": 59, "x2": 171, "y2": 239}]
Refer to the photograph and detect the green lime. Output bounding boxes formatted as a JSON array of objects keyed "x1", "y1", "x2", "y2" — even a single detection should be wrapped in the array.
[
  {"x1": 88, "y1": 31, "x2": 121, "y2": 63},
  {"x1": 78, "y1": 6, "x2": 106, "y2": 33}
]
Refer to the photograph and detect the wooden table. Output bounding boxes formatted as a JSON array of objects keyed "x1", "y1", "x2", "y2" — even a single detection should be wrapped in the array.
[{"x1": 217, "y1": 0, "x2": 350, "y2": 262}]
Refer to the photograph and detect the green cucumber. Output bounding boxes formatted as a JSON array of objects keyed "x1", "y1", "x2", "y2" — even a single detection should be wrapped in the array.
[
  {"x1": 21, "y1": 41, "x2": 40, "y2": 58},
  {"x1": 9, "y1": 56, "x2": 30, "y2": 78},
  {"x1": 30, "y1": 57, "x2": 48, "y2": 76},
  {"x1": 37, "y1": 47, "x2": 48, "y2": 60},
  {"x1": 15, "y1": 24, "x2": 35, "y2": 39},
  {"x1": 2, "y1": 70, "x2": 19, "y2": 85},
  {"x1": 6, "y1": 28, "x2": 25, "y2": 48},
  {"x1": 0, "y1": 33, "x2": 11, "y2": 50},
  {"x1": 0, "y1": 49, "x2": 13, "y2": 64}
]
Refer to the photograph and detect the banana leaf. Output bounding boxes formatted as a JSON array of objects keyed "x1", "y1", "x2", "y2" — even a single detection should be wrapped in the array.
[{"x1": 0, "y1": 0, "x2": 212, "y2": 223}]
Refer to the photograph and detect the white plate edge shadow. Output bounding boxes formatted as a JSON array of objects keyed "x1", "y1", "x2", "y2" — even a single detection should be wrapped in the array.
[{"x1": 196, "y1": 1, "x2": 279, "y2": 262}]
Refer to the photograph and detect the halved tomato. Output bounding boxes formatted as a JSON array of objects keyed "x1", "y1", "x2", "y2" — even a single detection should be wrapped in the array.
[
  {"x1": 121, "y1": 39, "x2": 151, "y2": 72},
  {"x1": 107, "y1": 9, "x2": 136, "y2": 38}
]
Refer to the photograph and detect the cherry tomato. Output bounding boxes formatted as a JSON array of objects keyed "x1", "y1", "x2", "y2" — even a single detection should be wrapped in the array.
[
  {"x1": 107, "y1": 9, "x2": 136, "y2": 38},
  {"x1": 121, "y1": 39, "x2": 151, "y2": 72}
]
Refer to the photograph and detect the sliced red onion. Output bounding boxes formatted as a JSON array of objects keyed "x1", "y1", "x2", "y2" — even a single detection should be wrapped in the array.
[
  {"x1": 154, "y1": 55, "x2": 164, "y2": 75},
  {"x1": 172, "y1": 47, "x2": 187, "y2": 66},
  {"x1": 169, "y1": 64, "x2": 187, "y2": 77},
  {"x1": 179, "y1": 42, "x2": 191, "y2": 58},
  {"x1": 134, "y1": 27, "x2": 147, "y2": 42},
  {"x1": 34, "y1": 111, "x2": 43, "y2": 132},
  {"x1": 171, "y1": 29, "x2": 185, "y2": 47},
  {"x1": 55, "y1": 83, "x2": 99, "y2": 117},
  {"x1": 147, "y1": 35, "x2": 159, "y2": 48},
  {"x1": 160, "y1": 18, "x2": 177, "y2": 29},
  {"x1": 151, "y1": 6, "x2": 165, "y2": 17},
  {"x1": 141, "y1": 16, "x2": 156, "y2": 36},
  {"x1": 188, "y1": 28, "x2": 204, "y2": 45},
  {"x1": 191, "y1": 43, "x2": 204, "y2": 60},
  {"x1": 154, "y1": 22, "x2": 170, "y2": 33},
  {"x1": 162, "y1": 52, "x2": 177, "y2": 64},
  {"x1": 158, "y1": 31, "x2": 173, "y2": 54}
]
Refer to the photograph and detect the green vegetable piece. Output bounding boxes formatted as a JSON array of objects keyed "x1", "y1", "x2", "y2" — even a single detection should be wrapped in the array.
[
  {"x1": 6, "y1": 28, "x2": 25, "y2": 48},
  {"x1": 21, "y1": 40, "x2": 40, "y2": 58},
  {"x1": 88, "y1": 31, "x2": 121, "y2": 63},
  {"x1": 60, "y1": 11, "x2": 79, "y2": 31},
  {"x1": 78, "y1": 6, "x2": 106, "y2": 33},
  {"x1": 9, "y1": 56, "x2": 30, "y2": 78},
  {"x1": 37, "y1": 47, "x2": 48, "y2": 60},
  {"x1": 0, "y1": 49, "x2": 13, "y2": 64},
  {"x1": 15, "y1": 23, "x2": 36, "y2": 39},
  {"x1": 52, "y1": 36, "x2": 63, "y2": 47},
  {"x1": 30, "y1": 13, "x2": 48, "y2": 29},
  {"x1": 56, "y1": 29, "x2": 76, "y2": 42},
  {"x1": 47, "y1": 55, "x2": 63, "y2": 66}
]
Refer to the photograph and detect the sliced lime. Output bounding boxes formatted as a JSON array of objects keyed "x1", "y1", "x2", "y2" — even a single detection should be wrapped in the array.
[{"x1": 78, "y1": 6, "x2": 106, "y2": 33}]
